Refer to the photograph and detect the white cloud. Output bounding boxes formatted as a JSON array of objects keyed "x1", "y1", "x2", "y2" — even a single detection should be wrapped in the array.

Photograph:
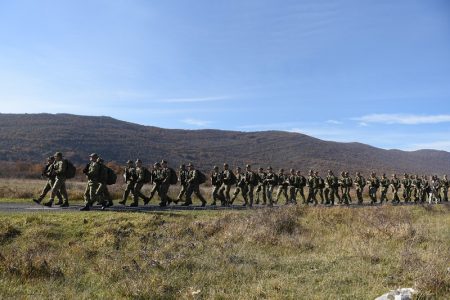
[
  {"x1": 181, "y1": 118, "x2": 211, "y2": 127},
  {"x1": 354, "y1": 114, "x2": 450, "y2": 125},
  {"x1": 326, "y1": 119, "x2": 342, "y2": 125}
]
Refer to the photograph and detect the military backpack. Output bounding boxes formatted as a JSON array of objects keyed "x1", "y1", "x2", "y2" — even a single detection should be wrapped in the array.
[
  {"x1": 106, "y1": 167, "x2": 117, "y2": 185},
  {"x1": 168, "y1": 168, "x2": 178, "y2": 185},
  {"x1": 64, "y1": 159, "x2": 77, "y2": 179},
  {"x1": 197, "y1": 170, "x2": 207, "y2": 184},
  {"x1": 142, "y1": 167, "x2": 152, "y2": 184}
]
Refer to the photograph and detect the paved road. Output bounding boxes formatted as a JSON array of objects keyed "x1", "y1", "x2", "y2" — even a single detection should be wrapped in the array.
[{"x1": 0, "y1": 201, "x2": 447, "y2": 213}]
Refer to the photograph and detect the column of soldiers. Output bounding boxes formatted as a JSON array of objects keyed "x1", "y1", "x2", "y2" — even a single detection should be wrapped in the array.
[{"x1": 33, "y1": 153, "x2": 450, "y2": 209}]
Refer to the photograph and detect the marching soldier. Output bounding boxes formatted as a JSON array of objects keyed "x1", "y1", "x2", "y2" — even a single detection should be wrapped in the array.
[
  {"x1": 230, "y1": 167, "x2": 248, "y2": 205},
  {"x1": 324, "y1": 170, "x2": 337, "y2": 205},
  {"x1": 255, "y1": 167, "x2": 267, "y2": 205},
  {"x1": 340, "y1": 172, "x2": 351, "y2": 205},
  {"x1": 96, "y1": 157, "x2": 113, "y2": 209},
  {"x1": 275, "y1": 169, "x2": 289, "y2": 203},
  {"x1": 119, "y1": 160, "x2": 136, "y2": 205},
  {"x1": 402, "y1": 173, "x2": 412, "y2": 202},
  {"x1": 354, "y1": 172, "x2": 366, "y2": 204},
  {"x1": 219, "y1": 163, "x2": 234, "y2": 206},
  {"x1": 210, "y1": 166, "x2": 223, "y2": 205},
  {"x1": 306, "y1": 170, "x2": 318, "y2": 205},
  {"x1": 155, "y1": 160, "x2": 173, "y2": 207},
  {"x1": 264, "y1": 166, "x2": 278, "y2": 207},
  {"x1": 379, "y1": 173, "x2": 389, "y2": 204},
  {"x1": 287, "y1": 169, "x2": 297, "y2": 205},
  {"x1": 441, "y1": 175, "x2": 448, "y2": 202},
  {"x1": 368, "y1": 172, "x2": 379, "y2": 204},
  {"x1": 244, "y1": 164, "x2": 257, "y2": 207},
  {"x1": 411, "y1": 175, "x2": 421, "y2": 203},
  {"x1": 314, "y1": 171, "x2": 325, "y2": 204},
  {"x1": 183, "y1": 163, "x2": 207, "y2": 207},
  {"x1": 80, "y1": 153, "x2": 100, "y2": 211},
  {"x1": 421, "y1": 175, "x2": 430, "y2": 203},
  {"x1": 148, "y1": 163, "x2": 160, "y2": 202},
  {"x1": 33, "y1": 156, "x2": 63, "y2": 206},
  {"x1": 176, "y1": 164, "x2": 189, "y2": 204},
  {"x1": 295, "y1": 170, "x2": 307, "y2": 204},
  {"x1": 390, "y1": 174, "x2": 401, "y2": 204},
  {"x1": 130, "y1": 159, "x2": 151, "y2": 207}
]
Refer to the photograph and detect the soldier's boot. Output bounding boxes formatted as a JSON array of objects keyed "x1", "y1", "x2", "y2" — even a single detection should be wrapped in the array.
[
  {"x1": 143, "y1": 196, "x2": 151, "y2": 205},
  {"x1": 60, "y1": 201, "x2": 69, "y2": 208},
  {"x1": 55, "y1": 196, "x2": 64, "y2": 206},
  {"x1": 43, "y1": 199, "x2": 53, "y2": 207},
  {"x1": 129, "y1": 202, "x2": 138, "y2": 207},
  {"x1": 80, "y1": 205, "x2": 90, "y2": 211},
  {"x1": 118, "y1": 199, "x2": 126, "y2": 205},
  {"x1": 33, "y1": 198, "x2": 42, "y2": 205}
]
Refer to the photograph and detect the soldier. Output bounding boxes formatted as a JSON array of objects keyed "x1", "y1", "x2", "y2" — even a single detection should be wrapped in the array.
[
  {"x1": 80, "y1": 153, "x2": 100, "y2": 211},
  {"x1": 244, "y1": 164, "x2": 257, "y2": 207},
  {"x1": 345, "y1": 172, "x2": 353, "y2": 203},
  {"x1": 379, "y1": 173, "x2": 390, "y2": 204},
  {"x1": 264, "y1": 166, "x2": 278, "y2": 207},
  {"x1": 148, "y1": 163, "x2": 160, "y2": 202},
  {"x1": 33, "y1": 156, "x2": 63, "y2": 206},
  {"x1": 130, "y1": 159, "x2": 151, "y2": 207},
  {"x1": 119, "y1": 160, "x2": 136, "y2": 205},
  {"x1": 295, "y1": 170, "x2": 307, "y2": 204},
  {"x1": 155, "y1": 160, "x2": 173, "y2": 207},
  {"x1": 324, "y1": 170, "x2": 337, "y2": 205},
  {"x1": 306, "y1": 170, "x2": 318, "y2": 205},
  {"x1": 96, "y1": 157, "x2": 113, "y2": 209},
  {"x1": 421, "y1": 175, "x2": 430, "y2": 203},
  {"x1": 411, "y1": 175, "x2": 421, "y2": 203},
  {"x1": 42, "y1": 152, "x2": 69, "y2": 207},
  {"x1": 287, "y1": 169, "x2": 297, "y2": 205},
  {"x1": 219, "y1": 163, "x2": 235, "y2": 206},
  {"x1": 314, "y1": 171, "x2": 325, "y2": 204},
  {"x1": 210, "y1": 166, "x2": 223, "y2": 205},
  {"x1": 230, "y1": 167, "x2": 248, "y2": 205},
  {"x1": 183, "y1": 163, "x2": 207, "y2": 207},
  {"x1": 354, "y1": 172, "x2": 366, "y2": 204},
  {"x1": 340, "y1": 172, "x2": 351, "y2": 205},
  {"x1": 255, "y1": 167, "x2": 267, "y2": 205},
  {"x1": 430, "y1": 175, "x2": 441, "y2": 204},
  {"x1": 368, "y1": 172, "x2": 379, "y2": 204},
  {"x1": 275, "y1": 169, "x2": 289, "y2": 204},
  {"x1": 390, "y1": 174, "x2": 401, "y2": 204},
  {"x1": 441, "y1": 175, "x2": 448, "y2": 202},
  {"x1": 176, "y1": 164, "x2": 189, "y2": 204},
  {"x1": 402, "y1": 173, "x2": 412, "y2": 202}
]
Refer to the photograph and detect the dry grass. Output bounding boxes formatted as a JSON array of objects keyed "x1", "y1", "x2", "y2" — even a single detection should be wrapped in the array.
[{"x1": 0, "y1": 204, "x2": 449, "y2": 299}]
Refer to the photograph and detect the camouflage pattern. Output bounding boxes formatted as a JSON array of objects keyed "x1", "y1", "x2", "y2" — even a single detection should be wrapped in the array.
[
  {"x1": 440, "y1": 175, "x2": 448, "y2": 202},
  {"x1": 287, "y1": 169, "x2": 297, "y2": 205},
  {"x1": 354, "y1": 172, "x2": 366, "y2": 204},
  {"x1": 402, "y1": 174, "x2": 412, "y2": 202},
  {"x1": 120, "y1": 162, "x2": 136, "y2": 205},
  {"x1": 295, "y1": 171, "x2": 307, "y2": 204},
  {"x1": 314, "y1": 171, "x2": 325, "y2": 204},
  {"x1": 275, "y1": 169, "x2": 288, "y2": 204},
  {"x1": 96, "y1": 159, "x2": 113, "y2": 207},
  {"x1": 324, "y1": 171, "x2": 339, "y2": 205},
  {"x1": 255, "y1": 168, "x2": 267, "y2": 205},
  {"x1": 218, "y1": 164, "x2": 234, "y2": 205},
  {"x1": 264, "y1": 167, "x2": 277, "y2": 207},
  {"x1": 177, "y1": 165, "x2": 189, "y2": 203},
  {"x1": 35, "y1": 158, "x2": 62, "y2": 204},
  {"x1": 390, "y1": 174, "x2": 401, "y2": 203},
  {"x1": 306, "y1": 171, "x2": 318, "y2": 205},
  {"x1": 131, "y1": 162, "x2": 150, "y2": 206},
  {"x1": 231, "y1": 168, "x2": 248, "y2": 205},
  {"x1": 368, "y1": 173, "x2": 379, "y2": 204},
  {"x1": 379, "y1": 174, "x2": 389, "y2": 203},
  {"x1": 210, "y1": 166, "x2": 223, "y2": 205},
  {"x1": 244, "y1": 165, "x2": 257, "y2": 207},
  {"x1": 184, "y1": 165, "x2": 207, "y2": 206}
]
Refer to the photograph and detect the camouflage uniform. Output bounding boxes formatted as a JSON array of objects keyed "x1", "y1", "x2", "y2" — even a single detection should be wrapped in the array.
[
  {"x1": 177, "y1": 165, "x2": 189, "y2": 203},
  {"x1": 324, "y1": 171, "x2": 338, "y2": 205},
  {"x1": 131, "y1": 164, "x2": 150, "y2": 206},
  {"x1": 368, "y1": 174, "x2": 379, "y2": 204},
  {"x1": 119, "y1": 162, "x2": 136, "y2": 205},
  {"x1": 244, "y1": 166, "x2": 257, "y2": 207},
  {"x1": 96, "y1": 159, "x2": 113, "y2": 207},
  {"x1": 430, "y1": 176, "x2": 441, "y2": 203},
  {"x1": 402, "y1": 174, "x2": 412, "y2": 202},
  {"x1": 440, "y1": 175, "x2": 448, "y2": 202},
  {"x1": 314, "y1": 172, "x2": 325, "y2": 204},
  {"x1": 34, "y1": 158, "x2": 62, "y2": 204},
  {"x1": 156, "y1": 162, "x2": 173, "y2": 207},
  {"x1": 306, "y1": 172, "x2": 318, "y2": 205},
  {"x1": 264, "y1": 168, "x2": 277, "y2": 207},
  {"x1": 83, "y1": 157, "x2": 100, "y2": 207},
  {"x1": 287, "y1": 170, "x2": 297, "y2": 205},
  {"x1": 390, "y1": 175, "x2": 401, "y2": 203},
  {"x1": 184, "y1": 165, "x2": 207, "y2": 206},
  {"x1": 379, "y1": 174, "x2": 389, "y2": 203},
  {"x1": 354, "y1": 173, "x2": 366, "y2": 204},
  {"x1": 421, "y1": 176, "x2": 430, "y2": 203},
  {"x1": 219, "y1": 166, "x2": 234, "y2": 205},
  {"x1": 295, "y1": 171, "x2": 307, "y2": 204},
  {"x1": 275, "y1": 170, "x2": 289, "y2": 203},
  {"x1": 255, "y1": 169, "x2": 267, "y2": 205},
  {"x1": 340, "y1": 173, "x2": 351, "y2": 205},
  {"x1": 231, "y1": 169, "x2": 248, "y2": 205},
  {"x1": 210, "y1": 167, "x2": 223, "y2": 205},
  {"x1": 411, "y1": 175, "x2": 421, "y2": 202}
]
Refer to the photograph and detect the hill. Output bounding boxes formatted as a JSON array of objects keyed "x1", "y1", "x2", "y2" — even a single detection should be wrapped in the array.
[{"x1": 0, "y1": 113, "x2": 449, "y2": 175}]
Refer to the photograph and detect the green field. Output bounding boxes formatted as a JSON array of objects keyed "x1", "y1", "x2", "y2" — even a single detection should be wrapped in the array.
[{"x1": 0, "y1": 204, "x2": 449, "y2": 299}]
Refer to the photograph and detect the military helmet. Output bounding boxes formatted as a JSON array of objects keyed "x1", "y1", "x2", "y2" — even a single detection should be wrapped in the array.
[
  {"x1": 54, "y1": 152, "x2": 63, "y2": 158},
  {"x1": 98, "y1": 157, "x2": 104, "y2": 163},
  {"x1": 213, "y1": 165, "x2": 218, "y2": 170},
  {"x1": 258, "y1": 167, "x2": 263, "y2": 171},
  {"x1": 47, "y1": 156, "x2": 55, "y2": 161},
  {"x1": 246, "y1": 164, "x2": 251, "y2": 168},
  {"x1": 223, "y1": 163, "x2": 229, "y2": 167},
  {"x1": 187, "y1": 162, "x2": 194, "y2": 167},
  {"x1": 126, "y1": 160, "x2": 133, "y2": 164},
  {"x1": 89, "y1": 153, "x2": 98, "y2": 158},
  {"x1": 267, "y1": 166, "x2": 272, "y2": 170},
  {"x1": 136, "y1": 159, "x2": 142, "y2": 163},
  {"x1": 154, "y1": 162, "x2": 160, "y2": 166},
  {"x1": 161, "y1": 160, "x2": 167, "y2": 164}
]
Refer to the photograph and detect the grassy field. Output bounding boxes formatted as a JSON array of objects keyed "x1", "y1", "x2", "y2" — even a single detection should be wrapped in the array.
[{"x1": 0, "y1": 204, "x2": 449, "y2": 299}]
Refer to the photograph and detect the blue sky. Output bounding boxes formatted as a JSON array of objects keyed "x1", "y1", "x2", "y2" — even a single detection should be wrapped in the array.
[{"x1": 1, "y1": 0, "x2": 450, "y2": 151}]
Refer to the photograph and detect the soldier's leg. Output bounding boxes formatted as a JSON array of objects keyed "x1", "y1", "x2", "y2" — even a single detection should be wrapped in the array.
[
  {"x1": 275, "y1": 186, "x2": 282, "y2": 203},
  {"x1": 211, "y1": 186, "x2": 219, "y2": 205},
  {"x1": 157, "y1": 184, "x2": 170, "y2": 206},
  {"x1": 247, "y1": 185, "x2": 254, "y2": 207},
  {"x1": 193, "y1": 185, "x2": 207, "y2": 206},
  {"x1": 288, "y1": 186, "x2": 296, "y2": 204},
  {"x1": 225, "y1": 184, "x2": 231, "y2": 204},
  {"x1": 148, "y1": 184, "x2": 158, "y2": 200},
  {"x1": 324, "y1": 187, "x2": 330, "y2": 205},
  {"x1": 183, "y1": 185, "x2": 194, "y2": 206},
  {"x1": 35, "y1": 181, "x2": 52, "y2": 203},
  {"x1": 44, "y1": 178, "x2": 63, "y2": 206},
  {"x1": 255, "y1": 185, "x2": 261, "y2": 204},
  {"x1": 299, "y1": 188, "x2": 306, "y2": 204},
  {"x1": 88, "y1": 182, "x2": 98, "y2": 207},
  {"x1": 329, "y1": 188, "x2": 335, "y2": 205},
  {"x1": 262, "y1": 185, "x2": 267, "y2": 204},
  {"x1": 131, "y1": 183, "x2": 144, "y2": 206},
  {"x1": 282, "y1": 186, "x2": 289, "y2": 203},
  {"x1": 230, "y1": 187, "x2": 241, "y2": 204},
  {"x1": 443, "y1": 187, "x2": 448, "y2": 202},
  {"x1": 318, "y1": 188, "x2": 324, "y2": 204},
  {"x1": 267, "y1": 186, "x2": 274, "y2": 207}
]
